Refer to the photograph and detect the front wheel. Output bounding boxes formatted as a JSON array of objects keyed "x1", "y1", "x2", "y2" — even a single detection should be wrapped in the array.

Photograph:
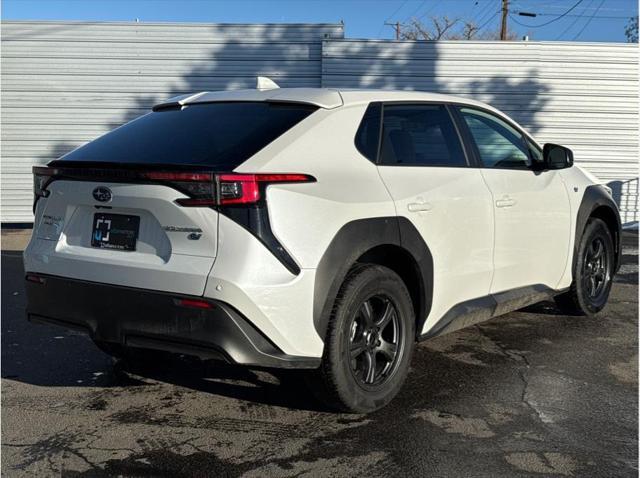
[
  {"x1": 307, "y1": 264, "x2": 415, "y2": 413},
  {"x1": 555, "y1": 218, "x2": 615, "y2": 316}
]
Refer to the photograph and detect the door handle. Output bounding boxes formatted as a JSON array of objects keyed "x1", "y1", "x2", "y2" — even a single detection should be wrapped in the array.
[
  {"x1": 408, "y1": 201, "x2": 433, "y2": 212},
  {"x1": 495, "y1": 195, "x2": 516, "y2": 208}
]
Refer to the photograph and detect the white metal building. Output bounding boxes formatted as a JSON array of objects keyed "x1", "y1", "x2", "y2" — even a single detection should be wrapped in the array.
[
  {"x1": 321, "y1": 39, "x2": 639, "y2": 224},
  {"x1": 1, "y1": 21, "x2": 638, "y2": 224},
  {"x1": 0, "y1": 21, "x2": 344, "y2": 223}
]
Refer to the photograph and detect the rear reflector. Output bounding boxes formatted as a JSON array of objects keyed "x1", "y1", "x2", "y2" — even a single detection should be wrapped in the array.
[
  {"x1": 26, "y1": 274, "x2": 46, "y2": 284},
  {"x1": 175, "y1": 298, "x2": 213, "y2": 309}
]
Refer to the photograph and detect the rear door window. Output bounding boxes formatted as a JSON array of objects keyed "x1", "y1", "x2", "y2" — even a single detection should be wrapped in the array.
[
  {"x1": 379, "y1": 104, "x2": 467, "y2": 167},
  {"x1": 59, "y1": 102, "x2": 317, "y2": 169}
]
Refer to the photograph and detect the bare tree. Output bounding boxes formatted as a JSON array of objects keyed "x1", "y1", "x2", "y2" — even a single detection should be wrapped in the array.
[
  {"x1": 625, "y1": 16, "x2": 638, "y2": 43},
  {"x1": 400, "y1": 16, "x2": 459, "y2": 40},
  {"x1": 475, "y1": 26, "x2": 518, "y2": 41},
  {"x1": 400, "y1": 16, "x2": 517, "y2": 41},
  {"x1": 461, "y1": 21, "x2": 480, "y2": 40}
]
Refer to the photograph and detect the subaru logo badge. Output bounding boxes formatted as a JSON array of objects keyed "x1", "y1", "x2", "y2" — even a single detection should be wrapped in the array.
[{"x1": 93, "y1": 187, "x2": 112, "y2": 203}]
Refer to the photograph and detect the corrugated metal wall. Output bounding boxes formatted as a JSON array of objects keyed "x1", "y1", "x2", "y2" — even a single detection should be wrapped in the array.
[
  {"x1": 0, "y1": 21, "x2": 344, "y2": 223},
  {"x1": 2, "y1": 23, "x2": 638, "y2": 223},
  {"x1": 322, "y1": 40, "x2": 639, "y2": 224}
]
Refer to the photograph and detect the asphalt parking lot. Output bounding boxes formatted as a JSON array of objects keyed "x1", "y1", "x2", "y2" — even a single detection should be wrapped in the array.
[{"x1": 2, "y1": 232, "x2": 638, "y2": 477}]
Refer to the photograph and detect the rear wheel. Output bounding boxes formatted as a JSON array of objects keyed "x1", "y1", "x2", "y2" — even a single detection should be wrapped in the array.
[
  {"x1": 308, "y1": 264, "x2": 415, "y2": 413},
  {"x1": 555, "y1": 218, "x2": 614, "y2": 316}
]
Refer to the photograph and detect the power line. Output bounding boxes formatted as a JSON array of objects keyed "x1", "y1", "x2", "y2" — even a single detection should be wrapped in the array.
[
  {"x1": 509, "y1": 0, "x2": 586, "y2": 28},
  {"x1": 477, "y1": 10, "x2": 501, "y2": 32},
  {"x1": 473, "y1": 1, "x2": 499, "y2": 27},
  {"x1": 377, "y1": 0, "x2": 411, "y2": 37},
  {"x1": 452, "y1": 0, "x2": 488, "y2": 38},
  {"x1": 556, "y1": 0, "x2": 595, "y2": 39},
  {"x1": 573, "y1": 0, "x2": 606, "y2": 39},
  {"x1": 384, "y1": 0, "x2": 411, "y2": 22},
  {"x1": 402, "y1": 0, "x2": 429, "y2": 22},
  {"x1": 415, "y1": 0, "x2": 444, "y2": 22}
]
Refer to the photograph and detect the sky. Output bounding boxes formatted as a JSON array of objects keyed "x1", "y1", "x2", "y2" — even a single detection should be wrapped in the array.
[{"x1": 2, "y1": 0, "x2": 638, "y2": 43}]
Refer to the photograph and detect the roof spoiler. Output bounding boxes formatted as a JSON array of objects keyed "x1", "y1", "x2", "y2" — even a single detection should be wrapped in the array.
[
  {"x1": 152, "y1": 77, "x2": 280, "y2": 111},
  {"x1": 152, "y1": 91, "x2": 209, "y2": 112}
]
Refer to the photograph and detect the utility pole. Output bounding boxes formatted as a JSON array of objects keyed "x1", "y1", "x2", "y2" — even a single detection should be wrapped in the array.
[
  {"x1": 500, "y1": 0, "x2": 509, "y2": 41},
  {"x1": 384, "y1": 21, "x2": 401, "y2": 40}
]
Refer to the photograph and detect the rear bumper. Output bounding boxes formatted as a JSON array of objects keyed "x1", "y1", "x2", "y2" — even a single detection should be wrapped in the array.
[{"x1": 25, "y1": 273, "x2": 320, "y2": 369}]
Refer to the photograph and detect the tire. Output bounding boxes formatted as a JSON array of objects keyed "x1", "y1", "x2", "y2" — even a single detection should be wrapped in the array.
[
  {"x1": 555, "y1": 218, "x2": 615, "y2": 316},
  {"x1": 307, "y1": 263, "x2": 415, "y2": 413}
]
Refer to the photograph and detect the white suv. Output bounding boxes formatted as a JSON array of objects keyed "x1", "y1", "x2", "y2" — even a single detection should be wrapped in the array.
[{"x1": 25, "y1": 83, "x2": 621, "y2": 412}]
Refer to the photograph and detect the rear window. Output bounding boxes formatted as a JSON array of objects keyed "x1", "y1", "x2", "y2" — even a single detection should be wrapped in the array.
[{"x1": 60, "y1": 102, "x2": 317, "y2": 169}]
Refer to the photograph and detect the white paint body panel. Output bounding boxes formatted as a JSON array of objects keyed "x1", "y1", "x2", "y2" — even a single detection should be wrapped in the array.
[
  {"x1": 239, "y1": 104, "x2": 396, "y2": 269},
  {"x1": 376, "y1": 167, "x2": 494, "y2": 334},
  {"x1": 479, "y1": 169, "x2": 572, "y2": 293},
  {"x1": 25, "y1": 180, "x2": 218, "y2": 295},
  {"x1": 203, "y1": 215, "x2": 322, "y2": 357}
]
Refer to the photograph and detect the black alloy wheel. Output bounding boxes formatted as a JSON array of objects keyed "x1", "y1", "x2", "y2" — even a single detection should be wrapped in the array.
[
  {"x1": 555, "y1": 218, "x2": 615, "y2": 316},
  {"x1": 348, "y1": 295, "x2": 403, "y2": 387},
  {"x1": 582, "y1": 236, "x2": 610, "y2": 302},
  {"x1": 307, "y1": 264, "x2": 415, "y2": 413}
]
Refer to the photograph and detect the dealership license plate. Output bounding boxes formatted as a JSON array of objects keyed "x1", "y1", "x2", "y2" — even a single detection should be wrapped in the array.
[{"x1": 91, "y1": 213, "x2": 140, "y2": 251}]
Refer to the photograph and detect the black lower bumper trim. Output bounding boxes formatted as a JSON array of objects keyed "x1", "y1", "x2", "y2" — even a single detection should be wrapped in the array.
[{"x1": 25, "y1": 273, "x2": 320, "y2": 370}]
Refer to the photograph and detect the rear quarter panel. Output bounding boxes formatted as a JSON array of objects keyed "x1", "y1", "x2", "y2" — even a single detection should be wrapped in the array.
[{"x1": 237, "y1": 104, "x2": 397, "y2": 269}]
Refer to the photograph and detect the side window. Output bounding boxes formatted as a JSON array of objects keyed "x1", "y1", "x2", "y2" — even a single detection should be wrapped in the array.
[
  {"x1": 379, "y1": 104, "x2": 467, "y2": 167},
  {"x1": 355, "y1": 102, "x2": 381, "y2": 162},
  {"x1": 459, "y1": 108, "x2": 531, "y2": 169}
]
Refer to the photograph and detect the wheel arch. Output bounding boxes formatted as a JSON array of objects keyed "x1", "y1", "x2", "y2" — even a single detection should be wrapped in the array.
[
  {"x1": 574, "y1": 185, "x2": 622, "y2": 274},
  {"x1": 313, "y1": 217, "x2": 433, "y2": 343}
]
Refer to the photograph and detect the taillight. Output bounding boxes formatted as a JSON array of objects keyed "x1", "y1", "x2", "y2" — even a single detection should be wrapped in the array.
[
  {"x1": 30, "y1": 166, "x2": 314, "y2": 210},
  {"x1": 217, "y1": 173, "x2": 314, "y2": 206},
  {"x1": 141, "y1": 171, "x2": 217, "y2": 207},
  {"x1": 174, "y1": 298, "x2": 213, "y2": 309},
  {"x1": 153, "y1": 172, "x2": 315, "y2": 207},
  {"x1": 32, "y1": 167, "x2": 55, "y2": 212}
]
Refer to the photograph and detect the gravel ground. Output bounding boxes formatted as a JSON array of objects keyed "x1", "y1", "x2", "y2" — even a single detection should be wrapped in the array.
[{"x1": 1, "y1": 232, "x2": 637, "y2": 477}]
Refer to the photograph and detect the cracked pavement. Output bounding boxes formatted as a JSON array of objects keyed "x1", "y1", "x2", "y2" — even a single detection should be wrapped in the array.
[{"x1": 2, "y1": 232, "x2": 638, "y2": 477}]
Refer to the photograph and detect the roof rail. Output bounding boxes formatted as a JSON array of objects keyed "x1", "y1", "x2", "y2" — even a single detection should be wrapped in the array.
[{"x1": 256, "y1": 76, "x2": 280, "y2": 90}]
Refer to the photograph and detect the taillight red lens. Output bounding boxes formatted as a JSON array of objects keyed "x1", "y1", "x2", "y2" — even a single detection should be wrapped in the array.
[
  {"x1": 141, "y1": 172, "x2": 213, "y2": 182},
  {"x1": 217, "y1": 173, "x2": 315, "y2": 206},
  {"x1": 30, "y1": 167, "x2": 314, "y2": 209},
  {"x1": 140, "y1": 171, "x2": 217, "y2": 207},
  {"x1": 26, "y1": 274, "x2": 46, "y2": 284},
  {"x1": 175, "y1": 298, "x2": 213, "y2": 309}
]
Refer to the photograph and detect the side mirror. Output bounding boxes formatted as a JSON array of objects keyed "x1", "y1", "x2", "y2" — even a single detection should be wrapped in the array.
[{"x1": 543, "y1": 143, "x2": 573, "y2": 170}]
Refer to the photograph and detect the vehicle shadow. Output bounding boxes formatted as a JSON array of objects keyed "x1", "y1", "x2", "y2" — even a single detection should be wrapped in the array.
[
  {"x1": 3, "y1": 235, "x2": 636, "y2": 411},
  {"x1": 1, "y1": 250, "x2": 323, "y2": 410}
]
